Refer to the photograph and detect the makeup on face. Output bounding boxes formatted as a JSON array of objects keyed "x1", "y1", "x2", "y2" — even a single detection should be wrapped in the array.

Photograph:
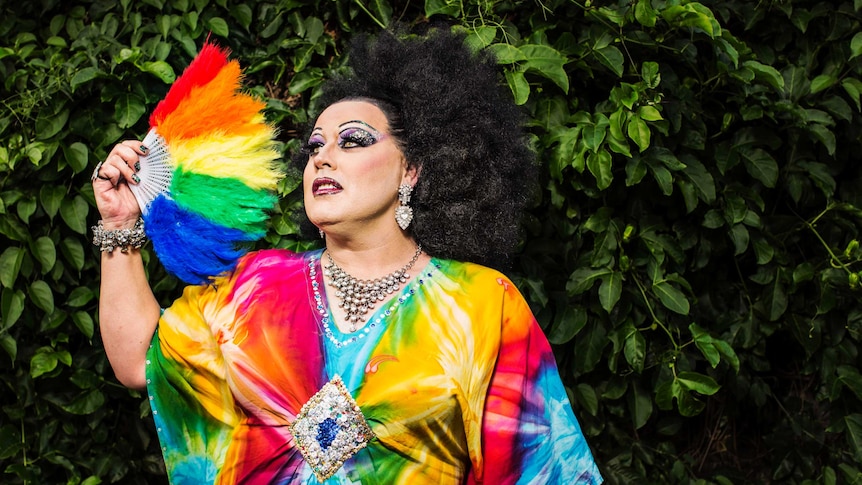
[{"x1": 303, "y1": 120, "x2": 387, "y2": 156}]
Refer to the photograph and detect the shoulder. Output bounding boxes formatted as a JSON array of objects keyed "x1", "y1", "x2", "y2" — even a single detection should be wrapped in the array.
[
  {"x1": 203, "y1": 248, "x2": 319, "y2": 291},
  {"x1": 434, "y1": 258, "x2": 519, "y2": 297}
]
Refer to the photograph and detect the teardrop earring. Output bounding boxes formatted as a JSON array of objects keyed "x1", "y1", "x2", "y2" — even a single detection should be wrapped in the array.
[{"x1": 395, "y1": 184, "x2": 413, "y2": 230}]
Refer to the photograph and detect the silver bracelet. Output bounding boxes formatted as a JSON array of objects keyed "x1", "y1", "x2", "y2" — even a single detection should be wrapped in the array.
[{"x1": 91, "y1": 217, "x2": 147, "y2": 253}]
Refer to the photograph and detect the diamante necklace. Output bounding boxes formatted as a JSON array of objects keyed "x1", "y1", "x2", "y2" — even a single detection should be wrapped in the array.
[{"x1": 324, "y1": 245, "x2": 422, "y2": 331}]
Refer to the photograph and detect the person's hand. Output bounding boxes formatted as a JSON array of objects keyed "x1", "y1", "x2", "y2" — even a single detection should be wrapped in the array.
[{"x1": 92, "y1": 140, "x2": 148, "y2": 229}]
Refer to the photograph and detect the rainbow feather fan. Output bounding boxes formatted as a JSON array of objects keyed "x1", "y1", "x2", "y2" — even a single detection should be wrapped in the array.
[{"x1": 130, "y1": 42, "x2": 282, "y2": 285}]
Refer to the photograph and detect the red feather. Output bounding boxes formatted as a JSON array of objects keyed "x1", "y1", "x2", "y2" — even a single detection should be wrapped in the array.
[{"x1": 148, "y1": 41, "x2": 231, "y2": 127}]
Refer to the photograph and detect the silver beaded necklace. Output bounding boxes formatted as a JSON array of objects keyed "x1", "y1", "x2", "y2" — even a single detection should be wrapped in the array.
[{"x1": 323, "y1": 245, "x2": 423, "y2": 331}]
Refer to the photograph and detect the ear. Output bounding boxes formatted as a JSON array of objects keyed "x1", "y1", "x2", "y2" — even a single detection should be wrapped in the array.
[{"x1": 402, "y1": 162, "x2": 420, "y2": 187}]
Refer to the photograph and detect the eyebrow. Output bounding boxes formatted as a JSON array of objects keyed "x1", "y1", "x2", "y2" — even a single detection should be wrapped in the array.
[{"x1": 311, "y1": 120, "x2": 382, "y2": 135}]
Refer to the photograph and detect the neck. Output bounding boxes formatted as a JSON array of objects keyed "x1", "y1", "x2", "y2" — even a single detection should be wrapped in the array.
[{"x1": 323, "y1": 232, "x2": 423, "y2": 280}]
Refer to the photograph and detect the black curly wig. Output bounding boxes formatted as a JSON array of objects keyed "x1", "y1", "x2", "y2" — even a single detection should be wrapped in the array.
[{"x1": 293, "y1": 26, "x2": 537, "y2": 269}]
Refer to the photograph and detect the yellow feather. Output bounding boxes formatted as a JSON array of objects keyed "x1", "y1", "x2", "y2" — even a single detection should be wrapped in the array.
[{"x1": 170, "y1": 128, "x2": 283, "y2": 191}]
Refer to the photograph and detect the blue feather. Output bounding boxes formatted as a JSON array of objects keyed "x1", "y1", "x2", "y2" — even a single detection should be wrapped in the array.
[{"x1": 144, "y1": 195, "x2": 263, "y2": 284}]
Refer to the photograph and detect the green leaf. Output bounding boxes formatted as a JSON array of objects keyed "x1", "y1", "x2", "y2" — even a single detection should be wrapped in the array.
[
  {"x1": 567, "y1": 267, "x2": 613, "y2": 295},
  {"x1": 652, "y1": 281, "x2": 690, "y2": 315},
  {"x1": 808, "y1": 123, "x2": 837, "y2": 156},
  {"x1": 66, "y1": 287, "x2": 95, "y2": 307},
  {"x1": 61, "y1": 389, "x2": 105, "y2": 415},
  {"x1": 635, "y1": 0, "x2": 657, "y2": 27},
  {"x1": 677, "y1": 371, "x2": 720, "y2": 395},
  {"x1": 59, "y1": 195, "x2": 88, "y2": 234},
  {"x1": 713, "y1": 339, "x2": 740, "y2": 373},
  {"x1": 487, "y1": 43, "x2": 526, "y2": 64},
  {"x1": 741, "y1": 147, "x2": 779, "y2": 187},
  {"x1": 115, "y1": 93, "x2": 147, "y2": 129},
  {"x1": 35, "y1": 109, "x2": 70, "y2": 140},
  {"x1": 30, "y1": 348, "x2": 60, "y2": 378},
  {"x1": 851, "y1": 32, "x2": 862, "y2": 60},
  {"x1": 594, "y1": 45, "x2": 624, "y2": 77},
  {"x1": 71, "y1": 311, "x2": 95, "y2": 339},
  {"x1": 810, "y1": 74, "x2": 837, "y2": 94},
  {"x1": 575, "y1": 383, "x2": 599, "y2": 416},
  {"x1": 520, "y1": 44, "x2": 569, "y2": 93},
  {"x1": 63, "y1": 142, "x2": 88, "y2": 173},
  {"x1": 845, "y1": 414, "x2": 862, "y2": 462},
  {"x1": 624, "y1": 323, "x2": 646, "y2": 372},
  {"x1": 765, "y1": 275, "x2": 787, "y2": 321},
  {"x1": 424, "y1": 0, "x2": 460, "y2": 16},
  {"x1": 677, "y1": 387, "x2": 706, "y2": 416},
  {"x1": 680, "y1": 157, "x2": 715, "y2": 203},
  {"x1": 837, "y1": 366, "x2": 862, "y2": 401},
  {"x1": 548, "y1": 305, "x2": 588, "y2": 345},
  {"x1": 574, "y1": 321, "x2": 608, "y2": 373},
  {"x1": 61, "y1": 237, "x2": 86, "y2": 272},
  {"x1": 505, "y1": 70, "x2": 530, "y2": 106},
  {"x1": 626, "y1": 156, "x2": 648, "y2": 186},
  {"x1": 627, "y1": 115, "x2": 651, "y2": 152},
  {"x1": 288, "y1": 68, "x2": 325, "y2": 95},
  {"x1": 655, "y1": 379, "x2": 679, "y2": 411},
  {"x1": 39, "y1": 186, "x2": 65, "y2": 219},
  {"x1": 691, "y1": 323, "x2": 720, "y2": 367},
  {"x1": 638, "y1": 105, "x2": 663, "y2": 122},
  {"x1": 628, "y1": 382, "x2": 653, "y2": 429},
  {"x1": 1, "y1": 289, "x2": 25, "y2": 331},
  {"x1": 141, "y1": 60, "x2": 176, "y2": 84},
  {"x1": 33, "y1": 236, "x2": 56, "y2": 274},
  {"x1": 464, "y1": 26, "x2": 497, "y2": 50},
  {"x1": 662, "y1": 4, "x2": 720, "y2": 37},
  {"x1": 0, "y1": 248, "x2": 24, "y2": 289},
  {"x1": 648, "y1": 162, "x2": 673, "y2": 196},
  {"x1": 586, "y1": 150, "x2": 613, "y2": 190},
  {"x1": 743, "y1": 60, "x2": 785, "y2": 91},
  {"x1": 207, "y1": 17, "x2": 229, "y2": 37},
  {"x1": 70, "y1": 67, "x2": 100, "y2": 90},
  {"x1": 16, "y1": 198, "x2": 36, "y2": 225},
  {"x1": 29, "y1": 281, "x2": 54, "y2": 314},
  {"x1": 729, "y1": 223, "x2": 750, "y2": 255},
  {"x1": 0, "y1": 334, "x2": 16, "y2": 362},
  {"x1": 599, "y1": 271, "x2": 623, "y2": 313},
  {"x1": 229, "y1": 4, "x2": 252, "y2": 30}
]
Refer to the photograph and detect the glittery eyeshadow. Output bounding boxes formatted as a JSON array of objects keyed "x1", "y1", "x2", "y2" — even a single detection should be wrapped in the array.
[{"x1": 339, "y1": 127, "x2": 377, "y2": 147}]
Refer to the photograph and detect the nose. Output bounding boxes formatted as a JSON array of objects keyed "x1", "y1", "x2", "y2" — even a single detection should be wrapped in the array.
[{"x1": 312, "y1": 142, "x2": 335, "y2": 170}]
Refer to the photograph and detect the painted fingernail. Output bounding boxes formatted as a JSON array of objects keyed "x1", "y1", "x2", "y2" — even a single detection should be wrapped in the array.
[
  {"x1": 131, "y1": 174, "x2": 141, "y2": 184},
  {"x1": 140, "y1": 145, "x2": 149, "y2": 153},
  {"x1": 134, "y1": 161, "x2": 141, "y2": 171}
]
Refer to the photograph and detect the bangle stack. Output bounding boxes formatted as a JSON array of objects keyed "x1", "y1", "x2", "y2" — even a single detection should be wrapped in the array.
[{"x1": 91, "y1": 217, "x2": 147, "y2": 253}]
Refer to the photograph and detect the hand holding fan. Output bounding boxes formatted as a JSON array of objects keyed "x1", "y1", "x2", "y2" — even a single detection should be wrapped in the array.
[{"x1": 130, "y1": 42, "x2": 282, "y2": 285}]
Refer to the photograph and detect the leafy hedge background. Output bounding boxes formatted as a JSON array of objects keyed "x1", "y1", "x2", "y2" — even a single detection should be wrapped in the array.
[{"x1": 2, "y1": 0, "x2": 862, "y2": 483}]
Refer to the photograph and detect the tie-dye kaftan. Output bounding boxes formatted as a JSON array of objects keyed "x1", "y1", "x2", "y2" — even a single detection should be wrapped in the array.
[{"x1": 146, "y1": 249, "x2": 602, "y2": 484}]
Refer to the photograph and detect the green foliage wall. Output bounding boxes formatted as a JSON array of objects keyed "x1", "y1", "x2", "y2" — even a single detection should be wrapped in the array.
[{"x1": 1, "y1": 0, "x2": 861, "y2": 483}]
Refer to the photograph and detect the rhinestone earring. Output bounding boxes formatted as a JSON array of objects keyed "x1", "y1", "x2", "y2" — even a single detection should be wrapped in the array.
[{"x1": 395, "y1": 184, "x2": 413, "y2": 230}]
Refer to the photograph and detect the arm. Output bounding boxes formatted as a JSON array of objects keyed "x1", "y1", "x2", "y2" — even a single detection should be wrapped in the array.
[
  {"x1": 468, "y1": 278, "x2": 602, "y2": 485},
  {"x1": 94, "y1": 140, "x2": 161, "y2": 389}
]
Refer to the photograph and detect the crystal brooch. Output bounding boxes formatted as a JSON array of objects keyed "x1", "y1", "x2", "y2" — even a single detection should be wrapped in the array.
[{"x1": 289, "y1": 375, "x2": 375, "y2": 482}]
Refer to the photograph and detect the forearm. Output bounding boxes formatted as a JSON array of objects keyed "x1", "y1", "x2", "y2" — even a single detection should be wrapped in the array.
[{"x1": 98, "y1": 247, "x2": 160, "y2": 390}]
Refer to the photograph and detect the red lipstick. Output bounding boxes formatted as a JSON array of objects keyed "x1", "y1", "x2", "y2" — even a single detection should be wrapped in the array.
[{"x1": 312, "y1": 177, "x2": 343, "y2": 195}]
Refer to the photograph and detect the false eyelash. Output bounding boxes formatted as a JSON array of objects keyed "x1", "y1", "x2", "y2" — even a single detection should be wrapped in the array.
[{"x1": 301, "y1": 141, "x2": 323, "y2": 155}]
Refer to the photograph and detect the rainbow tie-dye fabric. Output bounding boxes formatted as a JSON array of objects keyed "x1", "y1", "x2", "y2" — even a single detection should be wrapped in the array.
[{"x1": 146, "y1": 249, "x2": 602, "y2": 484}]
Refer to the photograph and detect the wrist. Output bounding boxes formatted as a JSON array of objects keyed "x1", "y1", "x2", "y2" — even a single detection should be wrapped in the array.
[
  {"x1": 92, "y1": 217, "x2": 147, "y2": 253},
  {"x1": 100, "y1": 216, "x2": 141, "y2": 231}
]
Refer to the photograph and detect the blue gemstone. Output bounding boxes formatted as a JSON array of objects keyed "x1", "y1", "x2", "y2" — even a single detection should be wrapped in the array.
[{"x1": 316, "y1": 417, "x2": 340, "y2": 450}]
